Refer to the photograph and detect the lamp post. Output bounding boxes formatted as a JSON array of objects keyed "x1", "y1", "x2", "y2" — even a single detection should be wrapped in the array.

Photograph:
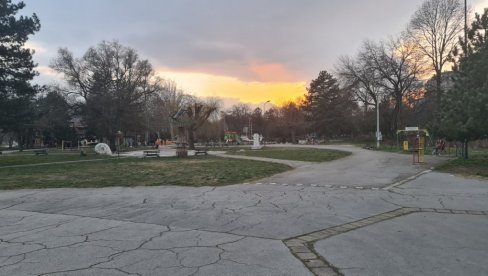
[
  {"x1": 116, "y1": 130, "x2": 123, "y2": 157},
  {"x1": 220, "y1": 111, "x2": 228, "y2": 132},
  {"x1": 263, "y1": 100, "x2": 270, "y2": 115},
  {"x1": 220, "y1": 111, "x2": 229, "y2": 143},
  {"x1": 263, "y1": 100, "x2": 270, "y2": 143},
  {"x1": 464, "y1": 0, "x2": 468, "y2": 52},
  {"x1": 376, "y1": 101, "x2": 381, "y2": 149}
]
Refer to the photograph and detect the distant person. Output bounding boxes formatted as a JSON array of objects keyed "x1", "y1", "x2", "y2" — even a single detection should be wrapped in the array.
[
  {"x1": 155, "y1": 138, "x2": 161, "y2": 149},
  {"x1": 439, "y1": 139, "x2": 446, "y2": 155},
  {"x1": 433, "y1": 139, "x2": 441, "y2": 155}
]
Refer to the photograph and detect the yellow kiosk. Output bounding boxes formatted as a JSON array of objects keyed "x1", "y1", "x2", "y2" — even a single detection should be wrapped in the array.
[{"x1": 396, "y1": 127, "x2": 430, "y2": 164}]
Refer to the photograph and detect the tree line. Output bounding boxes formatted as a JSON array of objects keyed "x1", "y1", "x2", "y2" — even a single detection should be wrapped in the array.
[
  {"x1": 279, "y1": 0, "x2": 487, "y2": 156},
  {"x1": 1, "y1": 0, "x2": 487, "y2": 156}
]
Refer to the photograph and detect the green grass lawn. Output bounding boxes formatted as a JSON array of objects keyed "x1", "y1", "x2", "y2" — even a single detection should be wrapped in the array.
[
  {"x1": 0, "y1": 152, "x2": 113, "y2": 167},
  {"x1": 436, "y1": 151, "x2": 488, "y2": 178},
  {"x1": 225, "y1": 147, "x2": 351, "y2": 162},
  {"x1": 0, "y1": 156, "x2": 291, "y2": 190}
]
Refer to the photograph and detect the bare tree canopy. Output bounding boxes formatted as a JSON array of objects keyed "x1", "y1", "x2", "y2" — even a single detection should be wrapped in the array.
[
  {"x1": 50, "y1": 41, "x2": 160, "y2": 147},
  {"x1": 338, "y1": 37, "x2": 425, "y2": 133},
  {"x1": 156, "y1": 79, "x2": 194, "y2": 139},
  {"x1": 408, "y1": 0, "x2": 464, "y2": 108},
  {"x1": 337, "y1": 52, "x2": 384, "y2": 110},
  {"x1": 185, "y1": 99, "x2": 219, "y2": 149}
]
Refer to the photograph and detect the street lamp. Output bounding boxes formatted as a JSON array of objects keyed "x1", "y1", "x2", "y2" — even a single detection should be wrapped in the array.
[
  {"x1": 376, "y1": 101, "x2": 381, "y2": 149},
  {"x1": 116, "y1": 130, "x2": 123, "y2": 157},
  {"x1": 263, "y1": 100, "x2": 270, "y2": 143},
  {"x1": 263, "y1": 100, "x2": 271, "y2": 115},
  {"x1": 220, "y1": 111, "x2": 228, "y2": 132}
]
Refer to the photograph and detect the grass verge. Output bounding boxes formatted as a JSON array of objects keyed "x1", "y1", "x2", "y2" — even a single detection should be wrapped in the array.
[
  {"x1": 0, "y1": 152, "x2": 113, "y2": 167},
  {"x1": 225, "y1": 147, "x2": 351, "y2": 162},
  {"x1": 436, "y1": 152, "x2": 488, "y2": 178},
  {"x1": 0, "y1": 156, "x2": 291, "y2": 190}
]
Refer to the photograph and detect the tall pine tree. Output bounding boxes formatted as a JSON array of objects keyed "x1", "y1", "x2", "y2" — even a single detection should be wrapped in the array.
[
  {"x1": 0, "y1": 0, "x2": 40, "y2": 146},
  {"x1": 440, "y1": 36, "x2": 488, "y2": 159},
  {"x1": 303, "y1": 70, "x2": 357, "y2": 137}
]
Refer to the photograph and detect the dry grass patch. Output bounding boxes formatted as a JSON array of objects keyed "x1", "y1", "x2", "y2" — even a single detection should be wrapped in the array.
[{"x1": 0, "y1": 156, "x2": 291, "y2": 190}]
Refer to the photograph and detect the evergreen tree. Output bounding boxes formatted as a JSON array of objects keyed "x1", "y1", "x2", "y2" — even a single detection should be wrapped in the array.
[
  {"x1": 0, "y1": 0, "x2": 40, "y2": 146},
  {"x1": 303, "y1": 70, "x2": 357, "y2": 137},
  {"x1": 34, "y1": 87, "x2": 76, "y2": 146},
  {"x1": 440, "y1": 39, "x2": 488, "y2": 159},
  {"x1": 453, "y1": 8, "x2": 488, "y2": 61}
]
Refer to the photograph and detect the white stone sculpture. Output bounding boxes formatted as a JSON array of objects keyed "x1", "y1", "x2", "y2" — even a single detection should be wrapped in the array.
[
  {"x1": 251, "y1": 133, "x2": 262, "y2": 150},
  {"x1": 94, "y1": 143, "x2": 113, "y2": 155}
]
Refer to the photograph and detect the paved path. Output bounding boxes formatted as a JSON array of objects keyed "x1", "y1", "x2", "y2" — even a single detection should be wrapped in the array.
[{"x1": 0, "y1": 145, "x2": 487, "y2": 275}]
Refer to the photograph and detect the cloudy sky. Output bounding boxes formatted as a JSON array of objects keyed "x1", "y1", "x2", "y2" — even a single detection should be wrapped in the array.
[{"x1": 22, "y1": 0, "x2": 488, "y2": 107}]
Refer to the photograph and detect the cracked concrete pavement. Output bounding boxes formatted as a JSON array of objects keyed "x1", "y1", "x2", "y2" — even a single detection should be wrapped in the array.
[{"x1": 0, "y1": 144, "x2": 487, "y2": 275}]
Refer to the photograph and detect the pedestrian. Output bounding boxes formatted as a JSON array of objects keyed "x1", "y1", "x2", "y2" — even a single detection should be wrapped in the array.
[
  {"x1": 433, "y1": 139, "x2": 441, "y2": 155},
  {"x1": 439, "y1": 139, "x2": 446, "y2": 155},
  {"x1": 155, "y1": 138, "x2": 161, "y2": 149}
]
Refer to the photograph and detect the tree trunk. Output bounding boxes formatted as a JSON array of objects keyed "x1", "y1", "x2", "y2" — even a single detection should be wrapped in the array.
[
  {"x1": 464, "y1": 139, "x2": 469, "y2": 159},
  {"x1": 290, "y1": 127, "x2": 296, "y2": 144},
  {"x1": 8, "y1": 136, "x2": 14, "y2": 148},
  {"x1": 169, "y1": 121, "x2": 175, "y2": 140},
  {"x1": 435, "y1": 71, "x2": 443, "y2": 112},
  {"x1": 187, "y1": 127, "x2": 195, "y2": 150},
  {"x1": 392, "y1": 102, "x2": 400, "y2": 134},
  {"x1": 17, "y1": 133, "x2": 23, "y2": 151}
]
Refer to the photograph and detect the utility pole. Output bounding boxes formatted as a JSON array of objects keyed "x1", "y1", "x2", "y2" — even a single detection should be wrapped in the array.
[
  {"x1": 263, "y1": 100, "x2": 270, "y2": 142},
  {"x1": 465, "y1": 0, "x2": 468, "y2": 53},
  {"x1": 376, "y1": 101, "x2": 380, "y2": 149}
]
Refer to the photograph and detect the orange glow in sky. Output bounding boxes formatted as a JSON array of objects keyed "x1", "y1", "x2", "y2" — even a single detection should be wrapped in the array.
[{"x1": 156, "y1": 69, "x2": 307, "y2": 106}]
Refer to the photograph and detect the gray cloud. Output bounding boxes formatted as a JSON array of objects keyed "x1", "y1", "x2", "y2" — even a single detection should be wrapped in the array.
[{"x1": 24, "y1": 0, "x2": 479, "y2": 84}]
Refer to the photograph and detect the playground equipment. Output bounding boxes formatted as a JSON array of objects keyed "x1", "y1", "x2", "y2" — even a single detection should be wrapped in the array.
[
  {"x1": 396, "y1": 127, "x2": 430, "y2": 164},
  {"x1": 224, "y1": 131, "x2": 243, "y2": 144}
]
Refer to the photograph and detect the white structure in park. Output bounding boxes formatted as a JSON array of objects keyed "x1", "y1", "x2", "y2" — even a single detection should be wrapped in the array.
[
  {"x1": 94, "y1": 143, "x2": 112, "y2": 155},
  {"x1": 251, "y1": 133, "x2": 263, "y2": 150}
]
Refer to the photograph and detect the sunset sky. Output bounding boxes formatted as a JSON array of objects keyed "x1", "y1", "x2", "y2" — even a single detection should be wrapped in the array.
[{"x1": 23, "y1": 0, "x2": 488, "y2": 108}]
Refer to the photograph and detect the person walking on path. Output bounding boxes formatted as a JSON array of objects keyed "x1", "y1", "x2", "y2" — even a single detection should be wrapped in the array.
[{"x1": 155, "y1": 138, "x2": 161, "y2": 149}]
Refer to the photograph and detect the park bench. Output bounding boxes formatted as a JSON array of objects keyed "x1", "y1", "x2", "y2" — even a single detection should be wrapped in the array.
[
  {"x1": 34, "y1": 149, "x2": 48, "y2": 155},
  {"x1": 143, "y1": 150, "x2": 160, "y2": 158},
  {"x1": 194, "y1": 147, "x2": 208, "y2": 156}
]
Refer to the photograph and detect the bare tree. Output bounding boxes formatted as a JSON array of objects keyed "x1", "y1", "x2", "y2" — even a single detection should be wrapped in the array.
[
  {"x1": 226, "y1": 103, "x2": 252, "y2": 134},
  {"x1": 279, "y1": 101, "x2": 306, "y2": 143},
  {"x1": 408, "y1": 0, "x2": 464, "y2": 109},
  {"x1": 361, "y1": 38, "x2": 425, "y2": 132},
  {"x1": 185, "y1": 98, "x2": 219, "y2": 149},
  {"x1": 157, "y1": 79, "x2": 193, "y2": 140},
  {"x1": 338, "y1": 37, "x2": 426, "y2": 135},
  {"x1": 51, "y1": 41, "x2": 159, "y2": 148},
  {"x1": 337, "y1": 55, "x2": 383, "y2": 115}
]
